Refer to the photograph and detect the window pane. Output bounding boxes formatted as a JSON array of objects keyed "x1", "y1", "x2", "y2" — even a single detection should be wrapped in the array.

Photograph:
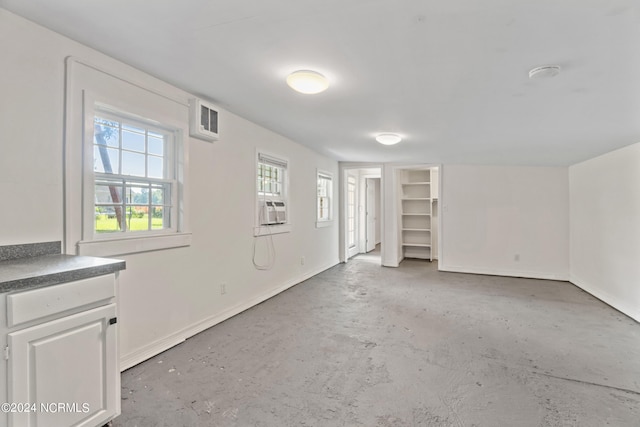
[
  {"x1": 126, "y1": 185, "x2": 149, "y2": 204},
  {"x1": 318, "y1": 180, "x2": 327, "y2": 197},
  {"x1": 318, "y1": 196, "x2": 329, "y2": 220},
  {"x1": 94, "y1": 146, "x2": 120, "y2": 174},
  {"x1": 122, "y1": 129, "x2": 145, "y2": 152},
  {"x1": 126, "y1": 206, "x2": 150, "y2": 231},
  {"x1": 148, "y1": 135, "x2": 164, "y2": 156},
  {"x1": 95, "y1": 205, "x2": 124, "y2": 233},
  {"x1": 122, "y1": 151, "x2": 146, "y2": 176},
  {"x1": 95, "y1": 183, "x2": 122, "y2": 204},
  {"x1": 151, "y1": 186, "x2": 164, "y2": 205},
  {"x1": 148, "y1": 155, "x2": 163, "y2": 179},
  {"x1": 151, "y1": 207, "x2": 165, "y2": 230},
  {"x1": 94, "y1": 119, "x2": 119, "y2": 148}
]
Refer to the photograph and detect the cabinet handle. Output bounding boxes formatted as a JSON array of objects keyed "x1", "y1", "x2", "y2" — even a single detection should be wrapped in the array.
[{"x1": 109, "y1": 317, "x2": 117, "y2": 325}]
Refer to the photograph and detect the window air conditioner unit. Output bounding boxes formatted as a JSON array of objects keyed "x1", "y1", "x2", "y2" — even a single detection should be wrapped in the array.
[
  {"x1": 189, "y1": 98, "x2": 219, "y2": 142},
  {"x1": 260, "y1": 200, "x2": 287, "y2": 225}
]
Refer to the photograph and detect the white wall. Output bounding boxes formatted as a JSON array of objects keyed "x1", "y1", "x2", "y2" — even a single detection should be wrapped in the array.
[
  {"x1": 0, "y1": 9, "x2": 339, "y2": 369},
  {"x1": 569, "y1": 143, "x2": 640, "y2": 321},
  {"x1": 439, "y1": 165, "x2": 569, "y2": 280}
]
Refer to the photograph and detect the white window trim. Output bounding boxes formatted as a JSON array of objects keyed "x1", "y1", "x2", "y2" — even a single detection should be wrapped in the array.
[
  {"x1": 254, "y1": 150, "x2": 291, "y2": 236},
  {"x1": 316, "y1": 169, "x2": 334, "y2": 228},
  {"x1": 65, "y1": 57, "x2": 191, "y2": 256}
]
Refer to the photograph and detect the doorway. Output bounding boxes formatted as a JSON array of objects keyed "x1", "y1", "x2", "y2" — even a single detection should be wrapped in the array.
[{"x1": 343, "y1": 166, "x2": 382, "y2": 264}]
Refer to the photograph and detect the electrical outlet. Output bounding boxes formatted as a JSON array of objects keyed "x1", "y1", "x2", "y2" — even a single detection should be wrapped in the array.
[
  {"x1": 220, "y1": 282, "x2": 227, "y2": 295},
  {"x1": 514, "y1": 254, "x2": 520, "y2": 262},
  {"x1": 300, "y1": 256, "x2": 305, "y2": 265}
]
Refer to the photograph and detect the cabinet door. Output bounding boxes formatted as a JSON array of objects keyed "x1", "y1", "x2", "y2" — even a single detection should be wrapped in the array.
[{"x1": 8, "y1": 304, "x2": 118, "y2": 427}]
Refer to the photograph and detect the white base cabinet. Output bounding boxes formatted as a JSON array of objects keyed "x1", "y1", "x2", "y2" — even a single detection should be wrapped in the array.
[{"x1": 1, "y1": 274, "x2": 120, "y2": 427}]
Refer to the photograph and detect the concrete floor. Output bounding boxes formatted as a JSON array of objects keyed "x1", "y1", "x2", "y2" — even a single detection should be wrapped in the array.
[{"x1": 112, "y1": 259, "x2": 640, "y2": 427}]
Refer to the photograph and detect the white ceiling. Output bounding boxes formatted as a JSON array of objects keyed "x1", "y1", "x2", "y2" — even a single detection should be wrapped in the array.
[{"x1": 3, "y1": 0, "x2": 640, "y2": 165}]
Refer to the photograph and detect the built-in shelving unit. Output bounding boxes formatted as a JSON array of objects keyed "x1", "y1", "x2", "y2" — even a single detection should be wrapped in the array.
[{"x1": 400, "y1": 168, "x2": 432, "y2": 260}]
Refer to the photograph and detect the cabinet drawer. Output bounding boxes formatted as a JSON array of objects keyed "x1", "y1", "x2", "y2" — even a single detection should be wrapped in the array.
[{"x1": 7, "y1": 275, "x2": 115, "y2": 328}]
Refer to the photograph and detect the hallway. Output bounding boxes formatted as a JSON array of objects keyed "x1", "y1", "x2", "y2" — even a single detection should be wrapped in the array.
[{"x1": 114, "y1": 259, "x2": 640, "y2": 426}]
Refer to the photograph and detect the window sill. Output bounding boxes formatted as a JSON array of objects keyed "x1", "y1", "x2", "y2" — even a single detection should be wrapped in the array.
[
  {"x1": 316, "y1": 220, "x2": 333, "y2": 228},
  {"x1": 77, "y1": 232, "x2": 192, "y2": 257},
  {"x1": 253, "y1": 224, "x2": 292, "y2": 237}
]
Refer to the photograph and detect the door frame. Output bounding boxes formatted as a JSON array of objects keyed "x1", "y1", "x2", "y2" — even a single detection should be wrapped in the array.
[
  {"x1": 384, "y1": 163, "x2": 443, "y2": 267},
  {"x1": 339, "y1": 163, "x2": 383, "y2": 263}
]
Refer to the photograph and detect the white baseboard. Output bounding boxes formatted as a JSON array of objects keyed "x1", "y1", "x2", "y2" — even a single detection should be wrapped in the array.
[
  {"x1": 438, "y1": 263, "x2": 569, "y2": 281},
  {"x1": 119, "y1": 260, "x2": 340, "y2": 371},
  {"x1": 570, "y1": 273, "x2": 640, "y2": 322}
]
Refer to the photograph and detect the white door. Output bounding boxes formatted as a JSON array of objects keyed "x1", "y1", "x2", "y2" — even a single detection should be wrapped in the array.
[
  {"x1": 347, "y1": 175, "x2": 359, "y2": 258},
  {"x1": 365, "y1": 178, "x2": 376, "y2": 252},
  {"x1": 8, "y1": 304, "x2": 119, "y2": 427}
]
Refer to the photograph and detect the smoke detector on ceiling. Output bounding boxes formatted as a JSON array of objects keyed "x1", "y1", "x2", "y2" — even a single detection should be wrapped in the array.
[{"x1": 529, "y1": 65, "x2": 561, "y2": 79}]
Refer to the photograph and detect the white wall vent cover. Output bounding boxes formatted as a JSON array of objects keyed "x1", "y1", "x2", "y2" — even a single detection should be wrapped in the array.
[{"x1": 189, "y1": 98, "x2": 219, "y2": 141}]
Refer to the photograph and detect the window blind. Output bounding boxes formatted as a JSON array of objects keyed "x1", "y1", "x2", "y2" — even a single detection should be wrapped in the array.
[{"x1": 258, "y1": 153, "x2": 288, "y2": 169}]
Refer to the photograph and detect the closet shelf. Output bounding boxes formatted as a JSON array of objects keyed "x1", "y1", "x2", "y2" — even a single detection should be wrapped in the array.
[{"x1": 400, "y1": 168, "x2": 433, "y2": 261}]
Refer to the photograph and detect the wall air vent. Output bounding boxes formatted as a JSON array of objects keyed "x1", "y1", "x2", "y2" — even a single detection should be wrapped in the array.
[{"x1": 189, "y1": 98, "x2": 219, "y2": 142}]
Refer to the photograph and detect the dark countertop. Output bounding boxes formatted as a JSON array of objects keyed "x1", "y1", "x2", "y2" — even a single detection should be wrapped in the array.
[{"x1": 0, "y1": 253, "x2": 126, "y2": 294}]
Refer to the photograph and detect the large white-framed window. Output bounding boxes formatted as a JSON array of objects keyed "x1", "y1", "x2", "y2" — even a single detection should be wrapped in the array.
[
  {"x1": 255, "y1": 151, "x2": 290, "y2": 236},
  {"x1": 316, "y1": 170, "x2": 333, "y2": 227},
  {"x1": 91, "y1": 109, "x2": 177, "y2": 236},
  {"x1": 65, "y1": 57, "x2": 191, "y2": 256}
]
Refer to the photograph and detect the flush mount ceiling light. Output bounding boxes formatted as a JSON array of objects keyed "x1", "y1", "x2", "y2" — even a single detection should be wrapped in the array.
[
  {"x1": 375, "y1": 133, "x2": 402, "y2": 145},
  {"x1": 529, "y1": 65, "x2": 561, "y2": 79},
  {"x1": 286, "y1": 70, "x2": 329, "y2": 94}
]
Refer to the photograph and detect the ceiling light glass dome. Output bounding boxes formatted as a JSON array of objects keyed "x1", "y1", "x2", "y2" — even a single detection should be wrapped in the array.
[
  {"x1": 375, "y1": 133, "x2": 402, "y2": 145},
  {"x1": 286, "y1": 70, "x2": 329, "y2": 94}
]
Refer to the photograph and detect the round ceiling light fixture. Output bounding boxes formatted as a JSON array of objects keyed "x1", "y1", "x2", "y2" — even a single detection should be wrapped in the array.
[
  {"x1": 528, "y1": 65, "x2": 561, "y2": 79},
  {"x1": 286, "y1": 70, "x2": 329, "y2": 94},
  {"x1": 375, "y1": 133, "x2": 402, "y2": 145}
]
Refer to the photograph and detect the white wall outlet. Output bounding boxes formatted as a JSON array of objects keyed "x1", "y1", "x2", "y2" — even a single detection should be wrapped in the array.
[
  {"x1": 220, "y1": 282, "x2": 227, "y2": 295},
  {"x1": 300, "y1": 256, "x2": 305, "y2": 265},
  {"x1": 514, "y1": 254, "x2": 520, "y2": 262}
]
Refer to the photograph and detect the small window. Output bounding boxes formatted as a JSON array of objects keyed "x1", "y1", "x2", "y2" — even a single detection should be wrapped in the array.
[
  {"x1": 256, "y1": 152, "x2": 289, "y2": 234},
  {"x1": 316, "y1": 171, "x2": 333, "y2": 226},
  {"x1": 93, "y1": 113, "x2": 176, "y2": 236},
  {"x1": 257, "y1": 162, "x2": 284, "y2": 198}
]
